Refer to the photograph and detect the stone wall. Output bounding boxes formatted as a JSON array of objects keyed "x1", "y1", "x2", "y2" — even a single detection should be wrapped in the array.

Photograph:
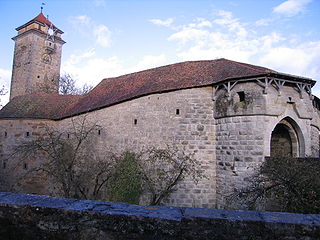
[
  {"x1": 0, "y1": 119, "x2": 55, "y2": 194},
  {"x1": 311, "y1": 125, "x2": 320, "y2": 157},
  {"x1": 1, "y1": 80, "x2": 320, "y2": 210},
  {"x1": 58, "y1": 87, "x2": 216, "y2": 208},
  {"x1": 215, "y1": 115, "x2": 266, "y2": 209},
  {"x1": 0, "y1": 192, "x2": 319, "y2": 240}
]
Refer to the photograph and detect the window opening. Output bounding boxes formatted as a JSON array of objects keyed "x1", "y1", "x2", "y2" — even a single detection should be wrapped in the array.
[
  {"x1": 237, "y1": 91, "x2": 245, "y2": 102},
  {"x1": 26, "y1": 132, "x2": 30, "y2": 137},
  {"x1": 98, "y1": 129, "x2": 101, "y2": 135},
  {"x1": 23, "y1": 163, "x2": 28, "y2": 170},
  {"x1": 4, "y1": 132, "x2": 7, "y2": 137},
  {"x1": 287, "y1": 97, "x2": 295, "y2": 104},
  {"x1": 176, "y1": 109, "x2": 180, "y2": 115},
  {"x1": 134, "y1": 119, "x2": 137, "y2": 125}
]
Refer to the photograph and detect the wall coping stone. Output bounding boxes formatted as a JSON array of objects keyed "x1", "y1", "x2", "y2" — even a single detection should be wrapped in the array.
[{"x1": 0, "y1": 192, "x2": 319, "y2": 239}]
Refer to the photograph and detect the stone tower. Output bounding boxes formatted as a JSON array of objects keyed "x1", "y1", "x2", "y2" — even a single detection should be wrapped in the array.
[{"x1": 10, "y1": 12, "x2": 65, "y2": 100}]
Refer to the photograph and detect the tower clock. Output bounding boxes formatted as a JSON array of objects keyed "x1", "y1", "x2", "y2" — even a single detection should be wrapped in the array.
[{"x1": 10, "y1": 12, "x2": 65, "y2": 100}]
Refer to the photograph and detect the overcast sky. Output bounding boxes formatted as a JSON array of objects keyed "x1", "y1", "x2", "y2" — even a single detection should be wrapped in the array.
[{"x1": 1, "y1": 0, "x2": 320, "y2": 105}]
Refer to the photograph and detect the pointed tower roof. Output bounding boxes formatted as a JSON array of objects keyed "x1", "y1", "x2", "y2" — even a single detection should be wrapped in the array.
[{"x1": 16, "y1": 12, "x2": 63, "y2": 34}]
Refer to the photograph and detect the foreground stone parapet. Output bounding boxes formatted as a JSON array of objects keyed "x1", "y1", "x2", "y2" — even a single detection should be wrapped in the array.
[{"x1": 0, "y1": 192, "x2": 319, "y2": 239}]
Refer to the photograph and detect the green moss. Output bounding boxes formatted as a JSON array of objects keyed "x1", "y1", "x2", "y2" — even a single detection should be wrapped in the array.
[{"x1": 235, "y1": 101, "x2": 245, "y2": 108}]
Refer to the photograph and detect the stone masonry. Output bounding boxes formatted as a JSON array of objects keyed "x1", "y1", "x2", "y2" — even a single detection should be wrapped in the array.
[
  {"x1": 57, "y1": 87, "x2": 217, "y2": 208},
  {"x1": 10, "y1": 13, "x2": 64, "y2": 100},
  {"x1": 1, "y1": 12, "x2": 320, "y2": 210}
]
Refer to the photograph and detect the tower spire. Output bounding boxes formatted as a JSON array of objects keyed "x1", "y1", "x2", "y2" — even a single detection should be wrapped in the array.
[{"x1": 41, "y1": 3, "x2": 45, "y2": 13}]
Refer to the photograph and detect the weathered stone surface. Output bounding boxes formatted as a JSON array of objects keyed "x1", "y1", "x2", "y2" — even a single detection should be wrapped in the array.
[
  {"x1": 10, "y1": 23, "x2": 64, "y2": 100},
  {"x1": 1, "y1": 60, "x2": 320, "y2": 211},
  {"x1": 0, "y1": 192, "x2": 320, "y2": 240}
]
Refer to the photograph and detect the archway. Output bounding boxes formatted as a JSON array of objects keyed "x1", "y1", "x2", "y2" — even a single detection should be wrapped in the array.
[{"x1": 270, "y1": 118, "x2": 304, "y2": 157}]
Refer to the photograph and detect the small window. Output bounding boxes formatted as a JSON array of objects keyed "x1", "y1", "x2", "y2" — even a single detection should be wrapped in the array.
[
  {"x1": 3, "y1": 162, "x2": 6, "y2": 169},
  {"x1": 4, "y1": 132, "x2": 7, "y2": 137},
  {"x1": 134, "y1": 119, "x2": 137, "y2": 125},
  {"x1": 98, "y1": 129, "x2": 101, "y2": 135},
  {"x1": 176, "y1": 109, "x2": 180, "y2": 115},
  {"x1": 23, "y1": 163, "x2": 28, "y2": 170},
  {"x1": 26, "y1": 132, "x2": 30, "y2": 137},
  {"x1": 37, "y1": 75, "x2": 40, "y2": 78},
  {"x1": 237, "y1": 91, "x2": 245, "y2": 102},
  {"x1": 67, "y1": 133, "x2": 70, "y2": 139}
]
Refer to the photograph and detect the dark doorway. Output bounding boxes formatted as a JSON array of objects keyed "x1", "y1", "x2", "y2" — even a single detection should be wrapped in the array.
[{"x1": 270, "y1": 124, "x2": 293, "y2": 157}]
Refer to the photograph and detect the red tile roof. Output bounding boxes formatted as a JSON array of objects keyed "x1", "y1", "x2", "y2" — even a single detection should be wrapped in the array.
[
  {"x1": 0, "y1": 94, "x2": 81, "y2": 119},
  {"x1": 16, "y1": 13, "x2": 63, "y2": 34},
  {"x1": 0, "y1": 59, "x2": 315, "y2": 120}
]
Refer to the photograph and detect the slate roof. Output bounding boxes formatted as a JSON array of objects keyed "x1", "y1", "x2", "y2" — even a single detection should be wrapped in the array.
[{"x1": 0, "y1": 58, "x2": 315, "y2": 120}]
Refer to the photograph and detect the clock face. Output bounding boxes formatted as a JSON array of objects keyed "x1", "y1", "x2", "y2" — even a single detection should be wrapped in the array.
[{"x1": 42, "y1": 53, "x2": 52, "y2": 64}]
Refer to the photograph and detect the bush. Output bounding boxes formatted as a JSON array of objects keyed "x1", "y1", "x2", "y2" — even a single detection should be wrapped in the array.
[
  {"x1": 108, "y1": 152, "x2": 143, "y2": 204},
  {"x1": 233, "y1": 157, "x2": 320, "y2": 214}
]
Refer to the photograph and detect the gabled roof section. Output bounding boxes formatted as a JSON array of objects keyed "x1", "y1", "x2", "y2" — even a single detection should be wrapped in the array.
[
  {"x1": 0, "y1": 59, "x2": 316, "y2": 120},
  {"x1": 16, "y1": 12, "x2": 63, "y2": 34}
]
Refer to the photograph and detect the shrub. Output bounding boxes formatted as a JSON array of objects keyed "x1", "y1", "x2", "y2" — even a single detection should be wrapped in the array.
[
  {"x1": 232, "y1": 157, "x2": 320, "y2": 214},
  {"x1": 108, "y1": 152, "x2": 142, "y2": 204}
]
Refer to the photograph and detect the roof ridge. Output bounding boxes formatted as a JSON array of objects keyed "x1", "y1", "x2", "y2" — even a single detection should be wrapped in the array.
[
  {"x1": 223, "y1": 59, "x2": 273, "y2": 73},
  {"x1": 101, "y1": 58, "x2": 225, "y2": 82}
]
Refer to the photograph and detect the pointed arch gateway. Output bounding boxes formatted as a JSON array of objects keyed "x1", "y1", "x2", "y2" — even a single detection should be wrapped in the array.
[{"x1": 270, "y1": 117, "x2": 305, "y2": 157}]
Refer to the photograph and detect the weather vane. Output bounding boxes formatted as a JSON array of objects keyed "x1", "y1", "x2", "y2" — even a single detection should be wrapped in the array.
[{"x1": 41, "y1": 3, "x2": 45, "y2": 13}]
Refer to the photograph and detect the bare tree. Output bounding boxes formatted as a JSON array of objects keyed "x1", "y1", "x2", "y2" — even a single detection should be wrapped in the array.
[
  {"x1": 0, "y1": 85, "x2": 8, "y2": 108},
  {"x1": 8, "y1": 116, "x2": 116, "y2": 200},
  {"x1": 3, "y1": 115, "x2": 206, "y2": 205},
  {"x1": 139, "y1": 146, "x2": 206, "y2": 205},
  {"x1": 80, "y1": 83, "x2": 93, "y2": 94},
  {"x1": 59, "y1": 74, "x2": 93, "y2": 95}
]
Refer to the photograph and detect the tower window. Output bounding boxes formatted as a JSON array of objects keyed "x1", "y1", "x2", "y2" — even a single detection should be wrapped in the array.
[
  {"x1": 26, "y1": 132, "x2": 30, "y2": 137},
  {"x1": 37, "y1": 75, "x2": 40, "y2": 78},
  {"x1": 237, "y1": 91, "x2": 245, "y2": 102},
  {"x1": 4, "y1": 132, "x2": 7, "y2": 137},
  {"x1": 134, "y1": 119, "x2": 137, "y2": 125},
  {"x1": 23, "y1": 163, "x2": 28, "y2": 170},
  {"x1": 176, "y1": 109, "x2": 180, "y2": 115},
  {"x1": 98, "y1": 129, "x2": 101, "y2": 135},
  {"x1": 3, "y1": 161, "x2": 6, "y2": 169}
]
